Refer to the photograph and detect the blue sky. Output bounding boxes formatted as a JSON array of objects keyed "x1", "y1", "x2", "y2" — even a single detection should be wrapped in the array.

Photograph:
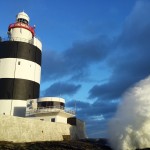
[{"x1": 1, "y1": 0, "x2": 150, "y2": 138}]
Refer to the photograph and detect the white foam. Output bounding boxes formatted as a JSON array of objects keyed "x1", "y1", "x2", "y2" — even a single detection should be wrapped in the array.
[{"x1": 108, "y1": 76, "x2": 150, "y2": 150}]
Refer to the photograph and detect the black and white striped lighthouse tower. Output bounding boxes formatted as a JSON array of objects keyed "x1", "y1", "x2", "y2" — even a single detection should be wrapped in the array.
[{"x1": 0, "y1": 12, "x2": 42, "y2": 117}]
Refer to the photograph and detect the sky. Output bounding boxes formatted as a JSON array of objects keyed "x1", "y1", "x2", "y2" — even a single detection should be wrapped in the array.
[{"x1": 0, "y1": 0, "x2": 150, "y2": 138}]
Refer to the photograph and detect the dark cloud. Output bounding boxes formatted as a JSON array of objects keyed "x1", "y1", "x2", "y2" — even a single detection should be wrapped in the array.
[
  {"x1": 42, "y1": 35, "x2": 112, "y2": 81},
  {"x1": 88, "y1": 79, "x2": 135, "y2": 100},
  {"x1": 64, "y1": 36, "x2": 110, "y2": 68},
  {"x1": 118, "y1": 0, "x2": 150, "y2": 49},
  {"x1": 89, "y1": 0, "x2": 150, "y2": 101},
  {"x1": 66, "y1": 100, "x2": 90, "y2": 109},
  {"x1": 91, "y1": 100, "x2": 118, "y2": 118},
  {"x1": 66, "y1": 100, "x2": 117, "y2": 120},
  {"x1": 66, "y1": 100, "x2": 117, "y2": 138},
  {"x1": 44, "y1": 82, "x2": 81, "y2": 97}
]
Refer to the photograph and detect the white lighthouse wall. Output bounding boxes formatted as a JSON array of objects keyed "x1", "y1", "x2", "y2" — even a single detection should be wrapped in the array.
[
  {"x1": 0, "y1": 101, "x2": 12, "y2": 115},
  {"x1": 0, "y1": 100, "x2": 26, "y2": 116},
  {"x1": 10, "y1": 28, "x2": 32, "y2": 42},
  {"x1": 0, "y1": 58, "x2": 16, "y2": 78},
  {"x1": 0, "y1": 58, "x2": 41, "y2": 84},
  {"x1": 34, "y1": 64, "x2": 41, "y2": 84},
  {"x1": 15, "y1": 59, "x2": 41, "y2": 83},
  {"x1": 31, "y1": 37, "x2": 42, "y2": 50}
]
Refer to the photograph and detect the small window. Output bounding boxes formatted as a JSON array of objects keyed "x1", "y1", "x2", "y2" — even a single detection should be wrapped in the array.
[
  {"x1": 40, "y1": 119, "x2": 44, "y2": 121},
  {"x1": 51, "y1": 118, "x2": 55, "y2": 122},
  {"x1": 18, "y1": 61, "x2": 21, "y2": 65}
]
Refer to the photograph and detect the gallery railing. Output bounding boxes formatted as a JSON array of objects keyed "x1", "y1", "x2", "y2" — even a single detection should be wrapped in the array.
[{"x1": 26, "y1": 106, "x2": 75, "y2": 116}]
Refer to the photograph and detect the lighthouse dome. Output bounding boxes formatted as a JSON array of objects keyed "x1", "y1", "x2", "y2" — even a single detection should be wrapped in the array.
[{"x1": 16, "y1": 11, "x2": 30, "y2": 24}]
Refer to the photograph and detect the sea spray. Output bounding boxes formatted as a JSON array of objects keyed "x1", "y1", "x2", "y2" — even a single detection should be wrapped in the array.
[{"x1": 108, "y1": 76, "x2": 150, "y2": 150}]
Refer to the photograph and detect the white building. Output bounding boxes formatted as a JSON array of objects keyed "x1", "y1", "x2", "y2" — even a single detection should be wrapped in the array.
[{"x1": 26, "y1": 97, "x2": 75, "y2": 124}]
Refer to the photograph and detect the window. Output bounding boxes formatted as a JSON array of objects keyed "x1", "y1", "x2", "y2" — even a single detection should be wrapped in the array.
[
  {"x1": 17, "y1": 18, "x2": 28, "y2": 25},
  {"x1": 51, "y1": 118, "x2": 55, "y2": 122},
  {"x1": 18, "y1": 61, "x2": 21, "y2": 65},
  {"x1": 40, "y1": 119, "x2": 44, "y2": 121},
  {"x1": 38, "y1": 102, "x2": 54, "y2": 108}
]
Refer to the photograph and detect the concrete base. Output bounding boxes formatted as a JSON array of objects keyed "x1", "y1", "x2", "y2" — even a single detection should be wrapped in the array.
[{"x1": 0, "y1": 115, "x2": 86, "y2": 142}]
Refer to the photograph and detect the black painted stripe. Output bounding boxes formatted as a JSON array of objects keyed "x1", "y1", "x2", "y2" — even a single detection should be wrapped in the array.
[
  {"x1": 0, "y1": 41, "x2": 41, "y2": 65},
  {"x1": 0, "y1": 78, "x2": 39, "y2": 100}
]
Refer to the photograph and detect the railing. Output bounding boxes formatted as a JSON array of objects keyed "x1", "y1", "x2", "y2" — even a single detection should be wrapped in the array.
[
  {"x1": 38, "y1": 105, "x2": 65, "y2": 110},
  {"x1": 26, "y1": 106, "x2": 75, "y2": 116},
  {"x1": 9, "y1": 37, "x2": 33, "y2": 44},
  {"x1": 0, "y1": 36, "x2": 33, "y2": 44}
]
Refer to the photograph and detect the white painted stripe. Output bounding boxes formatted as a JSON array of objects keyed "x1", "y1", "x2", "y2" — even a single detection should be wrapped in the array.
[
  {"x1": 34, "y1": 63, "x2": 41, "y2": 84},
  {"x1": 0, "y1": 58, "x2": 41, "y2": 83},
  {"x1": 0, "y1": 100, "x2": 27, "y2": 116}
]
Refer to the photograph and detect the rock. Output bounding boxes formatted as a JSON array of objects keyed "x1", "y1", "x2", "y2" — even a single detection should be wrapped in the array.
[{"x1": 0, "y1": 140, "x2": 112, "y2": 150}]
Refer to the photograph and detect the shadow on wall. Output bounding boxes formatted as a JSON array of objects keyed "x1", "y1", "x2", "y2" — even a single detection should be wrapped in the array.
[
  {"x1": 68, "y1": 117, "x2": 87, "y2": 140},
  {"x1": 13, "y1": 107, "x2": 26, "y2": 117}
]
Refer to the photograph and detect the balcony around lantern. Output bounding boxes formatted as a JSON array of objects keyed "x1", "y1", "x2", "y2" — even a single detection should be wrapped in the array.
[{"x1": 26, "y1": 105, "x2": 75, "y2": 117}]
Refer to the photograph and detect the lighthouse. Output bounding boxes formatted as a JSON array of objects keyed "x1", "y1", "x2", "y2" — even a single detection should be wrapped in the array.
[
  {"x1": 0, "y1": 12, "x2": 42, "y2": 117},
  {"x1": 0, "y1": 12, "x2": 87, "y2": 142}
]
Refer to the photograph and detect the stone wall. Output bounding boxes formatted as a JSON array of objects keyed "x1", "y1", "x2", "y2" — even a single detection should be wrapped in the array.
[
  {"x1": 0, "y1": 115, "x2": 86, "y2": 142},
  {"x1": 76, "y1": 119, "x2": 87, "y2": 139}
]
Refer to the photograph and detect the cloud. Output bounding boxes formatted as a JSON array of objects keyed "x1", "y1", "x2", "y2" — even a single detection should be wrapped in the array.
[
  {"x1": 41, "y1": 35, "x2": 112, "y2": 81},
  {"x1": 88, "y1": 0, "x2": 150, "y2": 101},
  {"x1": 42, "y1": 0, "x2": 150, "y2": 138},
  {"x1": 67, "y1": 100, "x2": 90, "y2": 109},
  {"x1": 44, "y1": 82, "x2": 81, "y2": 97},
  {"x1": 91, "y1": 100, "x2": 118, "y2": 118},
  {"x1": 88, "y1": 79, "x2": 135, "y2": 100},
  {"x1": 66, "y1": 100, "x2": 117, "y2": 121},
  {"x1": 66, "y1": 100, "x2": 118, "y2": 138}
]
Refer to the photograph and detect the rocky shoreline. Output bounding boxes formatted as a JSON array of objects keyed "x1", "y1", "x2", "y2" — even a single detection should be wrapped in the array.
[
  {"x1": 0, "y1": 139, "x2": 112, "y2": 150},
  {"x1": 0, "y1": 140, "x2": 149, "y2": 150}
]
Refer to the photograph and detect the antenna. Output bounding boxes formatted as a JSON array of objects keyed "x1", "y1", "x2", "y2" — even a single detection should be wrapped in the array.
[
  {"x1": 58, "y1": 81, "x2": 61, "y2": 97},
  {"x1": 75, "y1": 99, "x2": 77, "y2": 116}
]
